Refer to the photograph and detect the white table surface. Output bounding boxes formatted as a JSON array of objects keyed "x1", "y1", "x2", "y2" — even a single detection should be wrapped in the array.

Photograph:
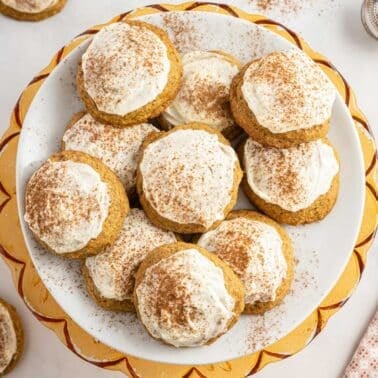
[{"x1": 0, "y1": 1, "x2": 377, "y2": 377}]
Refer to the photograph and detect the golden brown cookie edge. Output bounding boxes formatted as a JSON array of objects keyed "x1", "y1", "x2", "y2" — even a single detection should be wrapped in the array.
[
  {"x1": 0, "y1": 0, "x2": 67, "y2": 21},
  {"x1": 76, "y1": 20, "x2": 183, "y2": 128},
  {"x1": 238, "y1": 139, "x2": 340, "y2": 225},
  {"x1": 133, "y1": 241, "x2": 245, "y2": 347},
  {"x1": 136, "y1": 123, "x2": 242, "y2": 234},
  {"x1": 0, "y1": 298, "x2": 24, "y2": 375},
  {"x1": 24, "y1": 150, "x2": 129, "y2": 259},
  {"x1": 230, "y1": 62, "x2": 330, "y2": 148}
]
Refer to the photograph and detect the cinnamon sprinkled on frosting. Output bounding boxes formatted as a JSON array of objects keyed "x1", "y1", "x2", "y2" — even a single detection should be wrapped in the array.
[
  {"x1": 241, "y1": 49, "x2": 336, "y2": 133},
  {"x1": 139, "y1": 128, "x2": 238, "y2": 228},
  {"x1": 24, "y1": 160, "x2": 110, "y2": 254},
  {"x1": 136, "y1": 248, "x2": 235, "y2": 347},
  {"x1": 85, "y1": 209, "x2": 176, "y2": 301},
  {"x1": 82, "y1": 22, "x2": 170, "y2": 115},
  {"x1": 2, "y1": 0, "x2": 58, "y2": 13},
  {"x1": 162, "y1": 51, "x2": 239, "y2": 132},
  {"x1": 0, "y1": 303, "x2": 17, "y2": 374},
  {"x1": 243, "y1": 139, "x2": 339, "y2": 212},
  {"x1": 63, "y1": 114, "x2": 158, "y2": 193},
  {"x1": 198, "y1": 217, "x2": 287, "y2": 304}
]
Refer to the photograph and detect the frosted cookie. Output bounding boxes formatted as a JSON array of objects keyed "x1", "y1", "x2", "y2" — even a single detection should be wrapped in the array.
[
  {"x1": 230, "y1": 49, "x2": 336, "y2": 148},
  {"x1": 83, "y1": 208, "x2": 177, "y2": 312},
  {"x1": 0, "y1": 0, "x2": 66, "y2": 21},
  {"x1": 62, "y1": 112, "x2": 158, "y2": 196},
  {"x1": 159, "y1": 50, "x2": 241, "y2": 140},
  {"x1": 137, "y1": 123, "x2": 242, "y2": 234},
  {"x1": 239, "y1": 138, "x2": 340, "y2": 225},
  {"x1": 24, "y1": 151, "x2": 129, "y2": 259},
  {"x1": 133, "y1": 242, "x2": 245, "y2": 347},
  {"x1": 77, "y1": 21, "x2": 182, "y2": 127},
  {"x1": 0, "y1": 299, "x2": 23, "y2": 376},
  {"x1": 197, "y1": 210, "x2": 294, "y2": 314}
]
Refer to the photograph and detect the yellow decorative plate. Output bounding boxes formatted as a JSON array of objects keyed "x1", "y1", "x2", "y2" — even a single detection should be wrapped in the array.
[{"x1": 0, "y1": 2, "x2": 376, "y2": 376}]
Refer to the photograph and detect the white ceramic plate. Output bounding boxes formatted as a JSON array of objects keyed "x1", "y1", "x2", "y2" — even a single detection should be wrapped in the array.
[{"x1": 16, "y1": 11, "x2": 365, "y2": 365}]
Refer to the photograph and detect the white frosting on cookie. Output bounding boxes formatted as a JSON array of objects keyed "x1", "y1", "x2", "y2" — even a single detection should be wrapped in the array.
[
  {"x1": 24, "y1": 160, "x2": 110, "y2": 254},
  {"x1": 82, "y1": 22, "x2": 170, "y2": 116},
  {"x1": 161, "y1": 51, "x2": 239, "y2": 132},
  {"x1": 139, "y1": 128, "x2": 238, "y2": 228},
  {"x1": 62, "y1": 114, "x2": 158, "y2": 193},
  {"x1": 243, "y1": 139, "x2": 339, "y2": 212},
  {"x1": 241, "y1": 49, "x2": 336, "y2": 133},
  {"x1": 85, "y1": 208, "x2": 176, "y2": 301},
  {"x1": 136, "y1": 248, "x2": 235, "y2": 347},
  {"x1": 198, "y1": 217, "x2": 287, "y2": 304},
  {"x1": 0, "y1": 303, "x2": 17, "y2": 374},
  {"x1": 2, "y1": 0, "x2": 58, "y2": 13}
]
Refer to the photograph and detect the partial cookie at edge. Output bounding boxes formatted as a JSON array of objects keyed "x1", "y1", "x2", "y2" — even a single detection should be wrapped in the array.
[{"x1": 0, "y1": 0, "x2": 67, "y2": 21}]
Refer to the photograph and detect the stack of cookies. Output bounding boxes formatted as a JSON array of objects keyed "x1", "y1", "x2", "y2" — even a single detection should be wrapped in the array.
[
  {"x1": 231, "y1": 49, "x2": 340, "y2": 225},
  {"x1": 24, "y1": 20, "x2": 339, "y2": 348}
]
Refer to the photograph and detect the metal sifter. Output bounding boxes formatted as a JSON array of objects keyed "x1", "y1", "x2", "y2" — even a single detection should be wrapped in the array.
[{"x1": 361, "y1": 0, "x2": 378, "y2": 39}]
